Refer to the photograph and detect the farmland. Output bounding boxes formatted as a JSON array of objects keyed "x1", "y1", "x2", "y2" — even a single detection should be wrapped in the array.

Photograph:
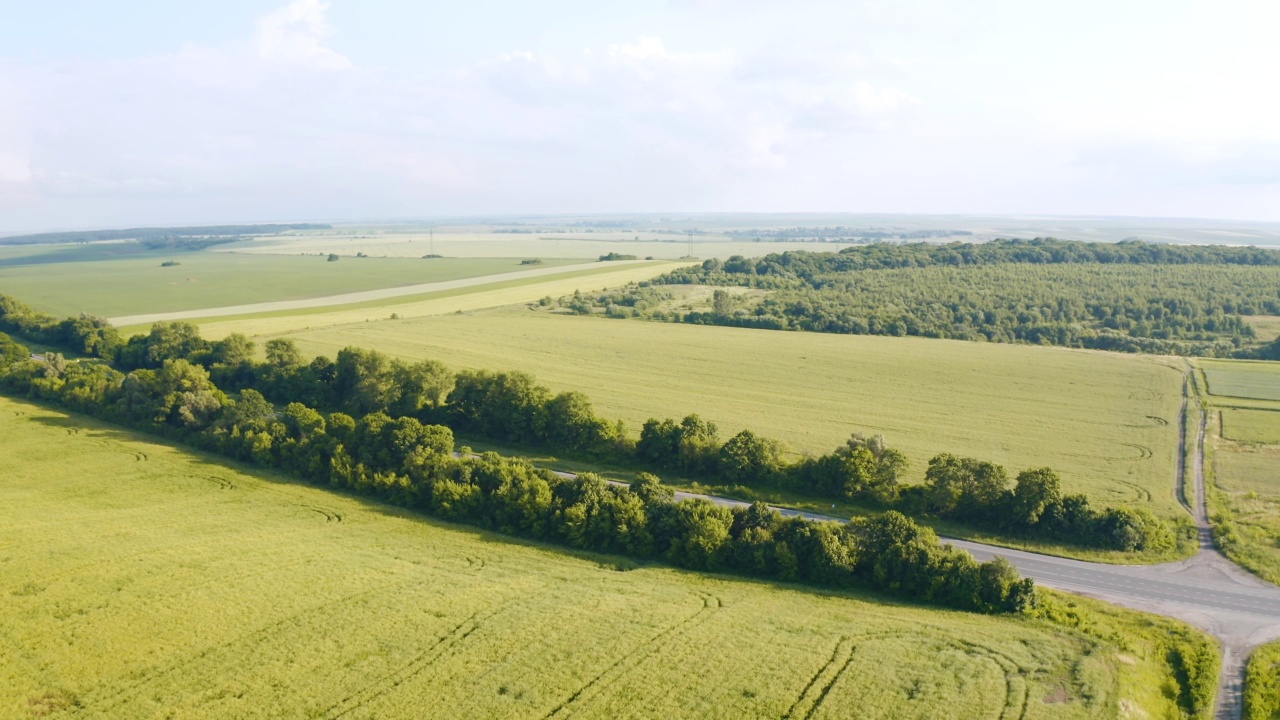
[
  {"x1": 1203, "y1": 361, "x2": 1280, "y2": 403},
  {"x1": 259, "y1": 307, "x2": 1186, "y2": 518},
  {"x1": 166, "y1": 261, "x2": 689, "y2": 340},
  {"x1": 0, "y1": 248, "x2": 588, "y2": 319},
  {"x1": 0, "y1": 395, "x2": 1200, "y2": 719},
  {"x1": 217, "y1": 227, "x2": 868, "y2": 260},
  {"x1": 1200, "y1": 359, "x2": 1280, "y2": 584}
]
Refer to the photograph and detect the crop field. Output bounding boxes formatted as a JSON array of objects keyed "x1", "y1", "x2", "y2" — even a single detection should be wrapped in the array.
[
  {"x1": 264, "y1": 308, "x2": 1185, "y2": 517},
  {"x1": 1202, "y1": 361, "x2": 1280, "y2": 403},
  {"x1": 221, "y1": 230, "x2": 863, "y2": 261},
  {"x1": 0, "y1": 250, "x2": 587, "y2": 319},
  {"x1": 176, "y1": 261, "x2": 689, "y2": 340},
  {"x1": 1222, "y1": 408, "x2": 1280, "y2": 445},
  {"x1": 1200, "y1": 360, "x2": 1280, "y2": 584},
  {"x1": 0, "y1": 395, "x2": 1195, "y2": 719},
  {"x1": 1209, "y1": 438, "x2": 1280, "y2": 585}
]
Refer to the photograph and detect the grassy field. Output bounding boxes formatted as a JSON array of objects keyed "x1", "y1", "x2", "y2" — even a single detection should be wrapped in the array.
[
  {"x1": 1246, "y1": 641, "x2": 1280, "y2": 720},
  {"x1": 1222, "y1": 408, "x2": 1280, "y2": 445},
  {"x1": 0, "y1": 249, "x2": 588, "y2": 318},
  {"x1": 256, "y1": 308, "x2": 1186, "y2": 517},
  {"x1": 1209, "y1": 438, "x2": 1280, "y2": 585},
  {"x1": 1246, "y1": 316, "x2": 1280, "y2": 343},
  {"x1": 174, "y1": 262, "x2": 689, "y2": 340},
  {"x1": 1201, "y1": 359, "x2": 1280, "y2": 585},
  {"x1": 1202, "y1": 361, "x2": 1280, "y2": 403},
  {"x1": 0, "y1": 395, "x2": 1203, "y2": 719},
  {"x1": 220, "y1": 230, "x2": 864, "y2": 261}
]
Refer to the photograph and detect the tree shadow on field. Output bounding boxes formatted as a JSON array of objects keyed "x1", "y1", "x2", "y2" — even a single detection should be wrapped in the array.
[{"x1": 14, "y1": 397, "x2": 954, "y2": 615}]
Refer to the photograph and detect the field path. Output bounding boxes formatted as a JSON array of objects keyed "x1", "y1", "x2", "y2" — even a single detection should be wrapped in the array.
[{"x1": 106, "y1": 260, "x2": 648, "y2": 326}]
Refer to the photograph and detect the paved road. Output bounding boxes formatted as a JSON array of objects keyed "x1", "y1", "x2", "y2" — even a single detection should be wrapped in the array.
[
  {"x1": 591, "y1": 377, "x2": 1280, "y2": 719},
  {"x1": 107, "y1": 260, "x2": 648, "y2": 326}
]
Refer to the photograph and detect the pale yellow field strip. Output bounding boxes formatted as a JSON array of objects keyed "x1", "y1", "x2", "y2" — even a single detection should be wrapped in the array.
[
  {"x1": 108, "y1": 260, "x2": 663, "y2": 327},
  {"x1": 190, "y1": 261, "x2": 689, "y2": 340}
]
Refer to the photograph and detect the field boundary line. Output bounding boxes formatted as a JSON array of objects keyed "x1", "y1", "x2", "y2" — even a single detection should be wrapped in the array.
[{"x1": 107, "y1": 260, "x2": 658, "y2": 326}]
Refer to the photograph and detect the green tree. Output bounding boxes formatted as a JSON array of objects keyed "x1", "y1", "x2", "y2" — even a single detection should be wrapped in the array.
[
  {"x1": 264, "y1": 338, "x2": 304, "y2": 368},
  {"x1": 666, "y1": 499, "x2": 733, "y2": 570},
  {"x1": 718, "y1": 430, "x2": 782, "y2": 484},
  {"x1": 390, "y1": 359, "x2": 453, "y2": 417},
  {"x1": 1009, "y1": 467, "x2": 1062, "y2": 529},
  {"x1": 335, "y1": 347, "x2": 398, "y2": 416},
  {"x1": 542, "y1": 390, "x2": 617, "y2": 453}
]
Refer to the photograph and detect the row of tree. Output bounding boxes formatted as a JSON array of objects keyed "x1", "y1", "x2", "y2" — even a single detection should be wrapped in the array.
[
  {"x1": 0, "y1": 295, "x2": 1176, "y2": 553},
  {"x1": 0, "y1": 330, "x2": 1036, "y2": 615}
]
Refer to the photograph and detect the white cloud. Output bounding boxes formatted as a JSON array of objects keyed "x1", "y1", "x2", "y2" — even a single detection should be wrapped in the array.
[
  {"x1": 5, "y1": 1, "x2": 1279, "y2": 229},
  {"x1": 255, "y1": 0, "x2": 351, "y2": 71}
]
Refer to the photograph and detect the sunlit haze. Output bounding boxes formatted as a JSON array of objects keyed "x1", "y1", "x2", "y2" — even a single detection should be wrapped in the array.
[{"x1": 2, "y1": 0, "x2": 1278, "y2": 230}]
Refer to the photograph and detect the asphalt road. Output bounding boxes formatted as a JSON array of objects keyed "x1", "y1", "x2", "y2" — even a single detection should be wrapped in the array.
[{"x1": 666, "y1": 487, "x2": 1280, "y2": 622}]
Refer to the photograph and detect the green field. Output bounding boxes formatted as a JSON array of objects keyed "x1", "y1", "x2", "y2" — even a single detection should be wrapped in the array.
[
  {"x1": 1223, "y1": 408, "x2": 1280, "y2": 445},
  {"x1": 222, "y1": 230, "x2": 866, "y2": 261},
  {"x1": 1203, "y1": 361, "x2": 1280, "y2": 403},
  {"x1": 259, "y1": 308, "x2": 1185, "y2": 517},
  {"x1": 1209, "y1": 438, "x2": 1280, "y2": 585},
  {"x1": 151, "y1": 262, "x2": 689, "y2": 340},
  {"x1": 1246, "y1": 316, "x2": 1280, "y2": 343},
  {"x1": 1246, "y1": 641, "x2": 1280, "y2": 720},
  {"x1": 0, "y1": 249, "x2": 585, "y2": 318},
  {"x1": 0, "y1": 395, "x2": 1200, "y2": 719},
  {"x1": 1199, "y1": 360, "x2": 1280, "y2": 584}
]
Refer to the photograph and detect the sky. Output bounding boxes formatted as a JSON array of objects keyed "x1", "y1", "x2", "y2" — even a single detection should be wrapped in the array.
[{"x1": 1, "y1": 0, "x2": 1278, "y2": 231}]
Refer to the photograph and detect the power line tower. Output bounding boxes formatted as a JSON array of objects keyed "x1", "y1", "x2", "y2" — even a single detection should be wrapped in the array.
[{"x1": 687, "y1": 230, "x2": 693, "y2": 258}]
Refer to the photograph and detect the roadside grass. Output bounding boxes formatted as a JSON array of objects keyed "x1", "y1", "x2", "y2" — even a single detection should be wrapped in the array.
[
  {"x1": 1196, "y1": 359, "x2": 1280, "y2": 585},
  {"x1": 177, "y1": 262, "x2": 689, "y2": 340},
  {"x1": 0, "y1": 252, "x2": 586, "y2": 318},
  {"x1": 1245, "y1": 641, "x2": 1280, "y2": 720},
  {"x1": 1209, "y1": 437, "x2": 1280, "y2": 585},
  {"x1": 0, "y1": 395, "x2": 1198, "y2": 719},
  {"x1": 277, "y1": 308, "x2": 1185, "y2": 518}
]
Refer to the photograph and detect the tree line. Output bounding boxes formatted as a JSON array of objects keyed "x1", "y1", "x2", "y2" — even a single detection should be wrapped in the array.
[
  {"x1": 0, "y1": 293, "x2": 1176, "y2": 553},
  {"x1": 563, "y1": 239, "x2": 1280, "y2": 357},
  {"x1": 0, "y1": 326, "x2": 1036, "y2": 615}
]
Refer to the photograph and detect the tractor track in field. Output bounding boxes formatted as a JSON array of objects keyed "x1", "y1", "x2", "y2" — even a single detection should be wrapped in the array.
[
  {"x1": 87, "y1": 581, "x2": 414, "y2": 713},
  {"x1": 573, "y1": 367, "x2": 1280, "y2": 720},
  {"x1": 540, "y1": 592, "x2": 722, "y2": 719},
  {"x1": 322, "y1": 599, "x2": 519, "y2": 720}
]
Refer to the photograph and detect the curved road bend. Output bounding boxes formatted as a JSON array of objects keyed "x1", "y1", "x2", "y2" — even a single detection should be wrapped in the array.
[
  {"x1": 615, "y1": 492, "x2": 1280, "y2": 719},
  {"x1": 587, "y1": 377, "x2": 1280, "y2": 719}
]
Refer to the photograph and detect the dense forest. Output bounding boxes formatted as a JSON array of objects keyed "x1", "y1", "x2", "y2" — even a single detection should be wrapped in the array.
[
  {"x1": 0, "y1": 223, "x2": 330, "y2": 246},
  {"x1": 726, "y1": 227, "x2": 973, "y2": 241},
  {"x1": 0, "y1": 293, "x2": 1177, "y2": 557},
  {"x1": 563, "y1": 238, "x2": 1280, "y2": 357},
  {"x1": 0, "y1": 317, "x2": 1040, "y2": 616}
]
